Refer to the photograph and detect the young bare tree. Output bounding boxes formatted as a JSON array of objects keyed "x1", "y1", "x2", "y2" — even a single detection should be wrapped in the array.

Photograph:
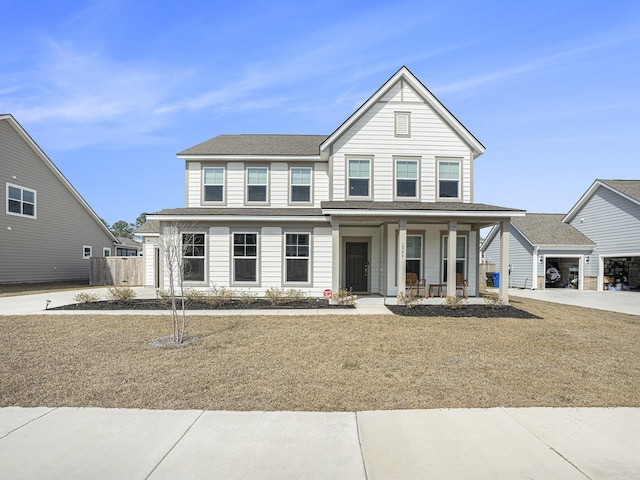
[{"x1": 158, "y1": 221, "x2": 197, "y2": 344}]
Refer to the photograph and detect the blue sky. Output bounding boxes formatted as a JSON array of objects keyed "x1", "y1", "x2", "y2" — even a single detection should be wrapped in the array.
[{"x1": 1, "y1": 0, "x2": 639, "y2": 226}]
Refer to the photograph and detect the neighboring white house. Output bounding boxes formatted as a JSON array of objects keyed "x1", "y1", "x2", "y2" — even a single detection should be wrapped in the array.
[
  {"x1": 141, "y1": 67, "x2": 524, "y2": 300},
  {"x1": 481, "y1": 180, "x2": 640, "y2": 292},
  {"x1": 0, "y1": 114, "x2": 119, "y2": 283}
]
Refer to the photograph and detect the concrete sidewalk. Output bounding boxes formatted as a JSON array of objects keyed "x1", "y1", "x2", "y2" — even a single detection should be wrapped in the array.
[{"x1": 1, "y1": 407, "x2": 638, "y2": 479}]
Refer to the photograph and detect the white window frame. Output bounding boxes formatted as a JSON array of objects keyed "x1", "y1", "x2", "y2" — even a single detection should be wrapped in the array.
[
  {"x1": 181, "y1": 233, "x2": 206, "y2": 283},
  {"x1": 442, "y1": 235, "x2": 467, "y2": 282},
  {"x1": 245, "y1": 167, "x2": 269, "y2": 204},
  {"x1": 203, "y1": 166, "x2": 225, "y2": 204},
  {"x1": 437, "y1": 159, "x2": 461, "y2": 200},
  {"x1": 6, "y1": 182, "x2": 37, "y2": 219},
  {"x1": 347, "y1": 158, "x2": 372, "y2": 199},
  {"x1": 83, "y1": 245, "x2": 92, "y2": 259},
  {"x1": 284, "y1": 232, "x2": 311, "y2": 285},
  {"x1": 103, "y1": 247, "x2": 111, "y2": 257},
  {"x1": 289, "y1": 167, "x2": 312, "y2": 204},
  {"x1": 232, "y1": 232, "x2": 259, "y2": 285},
  {"x1": 394, "y1": 111, "x2": 411, "y2": 137},
  {"x1": 394, "y1": 158, "x2": 419, "y2": 200}
]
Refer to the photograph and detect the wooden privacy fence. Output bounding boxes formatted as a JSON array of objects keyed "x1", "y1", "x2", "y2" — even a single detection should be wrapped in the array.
[{"x1": 90, "y1": 257, "x2": 143, "y2": 286}]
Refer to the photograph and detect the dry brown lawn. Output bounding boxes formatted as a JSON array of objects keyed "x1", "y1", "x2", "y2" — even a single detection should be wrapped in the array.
[{"x1": 1, "y1": 297, "x2": 639, "y2": 411}]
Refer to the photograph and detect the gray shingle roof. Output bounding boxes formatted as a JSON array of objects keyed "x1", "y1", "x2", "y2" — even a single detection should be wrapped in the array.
[
  {"x1": 321, "y1": 201, "x2": 523, "y2": 212},
  {"x1": 599, "y1": 179, "x2": 640, "y2": 203},
  {"x1": 178, "y1": 134, "x2": 328, "y2": 156},
  {"x1": 513, "y1": 214, "x2": 594, "y2": 246},
  {"x1": 134, "y1": 220, "x2": 160, "y2": 234},
  {"x1": 151, "y1": 208, "x2": 325, "y2": 217},
  {"x1": 116, "y1": 236, "x2": 142, "y2": 248}
]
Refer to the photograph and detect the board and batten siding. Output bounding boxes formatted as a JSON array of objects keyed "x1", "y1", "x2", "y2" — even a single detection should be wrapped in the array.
[
  {"x1": 0, "y1": 120, "x2": 114, "y2": 283},
  {"x1": 312, "y1": 226, "x2": 333, "y2": 292},
  {"x1": 331, "y1": 82, "x2": 472, "y2": 203},
  {"x1": 569, "y1": 185, "x2": 640, "y2": 278}
]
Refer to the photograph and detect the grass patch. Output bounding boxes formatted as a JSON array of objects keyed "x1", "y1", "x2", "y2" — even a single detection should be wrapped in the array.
[{"x1": 1, "y1": 297, "x2": 639, "y2": 411}]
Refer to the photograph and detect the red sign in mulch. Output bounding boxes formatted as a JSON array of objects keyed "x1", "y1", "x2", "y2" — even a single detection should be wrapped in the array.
[{"x1": 323, "y1": 289, "x2": 333, "y2": 299}]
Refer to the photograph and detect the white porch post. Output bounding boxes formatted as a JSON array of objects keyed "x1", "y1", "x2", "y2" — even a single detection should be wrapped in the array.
[
  {"x1": 331, "y1": 219, "x2": 340, "y2": 293},
  {"x1": 396, "y1": 220, "x2": 407, "y2": 298},
  {"x1": 447, "y1": 221, "x2": 457, "y2": 297},
  {"x1": 499, "y1": 220, "x2": 510, "y2": 303},
  {"x1": 473, "y1": 226, "x2": 480, "y2": 297}
]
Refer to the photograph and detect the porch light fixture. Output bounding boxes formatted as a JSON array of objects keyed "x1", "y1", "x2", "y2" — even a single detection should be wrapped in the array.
[
  {"x1": 538, "y1": 255, "x2": 544, "y2": 264},
  {"x1": 585, "y1": 256, "x2": 590, "y2": 264}
]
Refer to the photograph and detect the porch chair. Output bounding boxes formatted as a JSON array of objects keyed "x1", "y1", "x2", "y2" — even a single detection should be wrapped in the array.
[
  {"x1": 455, "y1": 273, "x2": 468, "y2": 298},
  {"x1": 406, "y1": 272, "x2": 427, "y2": 298}
]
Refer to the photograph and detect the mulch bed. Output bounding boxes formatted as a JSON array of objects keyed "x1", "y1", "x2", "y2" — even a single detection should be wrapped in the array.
[
  {"x1": 51, "y1": 298, "x2": 354, "y2": 310},
  {"x1": 388, "y1": 304, "x2": 541, "y2": 319}
]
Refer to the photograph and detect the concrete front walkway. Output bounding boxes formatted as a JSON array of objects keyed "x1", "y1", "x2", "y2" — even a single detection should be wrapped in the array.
[
  {"x1": 1, "y1": 407, "x2": 638, "y2": 479},
  {"x1": 509, "y1": 288, "x2": 640, "y2": 316}
]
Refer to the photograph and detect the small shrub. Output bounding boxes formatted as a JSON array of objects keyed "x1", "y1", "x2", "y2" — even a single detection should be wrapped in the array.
[
  {"x1": 184, "y1": 288, "x2": 207, "y2": 303},
  {"x1": 205, "y1": 286, "x2": 234, "y2": 307},
  {"x1": 443, "y1": 295, "x2": 467, "y2": 310},
  {"x1": 237, "y1": 289, "x2": 258, "y2": 305},
  {"x1": 106, "y1": 286, "x2": 136, "y2": 303},
  {"x1": 397, "y1": 290, "x2": 420, "y2": 308},
  {"x1": 264, "y1": 287, "x2": 287, "y2": 306},
  {"x1": 73, "y1": 292, "x2": 100, "y2": 304},
  {"x1": 330, "y1": 288, "x2": 357, "y2": 306},
  {"x1": 484, "y1": 294, "x2": 507, "y2": 309},
  {"x1": 285, "y1": 288, "x2": 307, "y2": 305}
]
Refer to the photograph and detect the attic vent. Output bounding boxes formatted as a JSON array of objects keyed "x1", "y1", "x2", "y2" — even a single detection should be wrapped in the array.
[{"x1": 395, "y1": 112, "x2": 410, "y2": 137}]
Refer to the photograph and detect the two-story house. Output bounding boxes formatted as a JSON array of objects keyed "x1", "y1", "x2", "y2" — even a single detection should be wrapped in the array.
[{"x1": 141, "y1": 67, "x2": 523, "y2": 301}]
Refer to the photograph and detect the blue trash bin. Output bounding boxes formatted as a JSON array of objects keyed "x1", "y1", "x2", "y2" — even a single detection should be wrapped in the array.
[{"x1": 492, "y1": 272, "x2": 500, "y2": 288}]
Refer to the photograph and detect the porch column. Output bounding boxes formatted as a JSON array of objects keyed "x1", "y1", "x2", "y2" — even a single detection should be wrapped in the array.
[
  {"x1": 499, "y1": 220, "x2": 510, "y2": 303},
  {"x1": 331, "y1": 219, "x2": 340, "y2": 293},
  {"x1": 472, "y1": 225, "x2": 480, "y2": 297},
  {"x1": 396, "y1": 220, "x2": 407, "y2": 298},
  {"x1": 447, "y1": 221, "x2": 457, "y2": 297}
]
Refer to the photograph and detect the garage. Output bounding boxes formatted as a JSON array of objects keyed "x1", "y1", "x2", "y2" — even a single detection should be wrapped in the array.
[
  {"x1": 545, "y1": 257, "x2": 580, "y2": 289},
  {"x1": 602, "y1": 256, "x2": 640, "y2": 291}
]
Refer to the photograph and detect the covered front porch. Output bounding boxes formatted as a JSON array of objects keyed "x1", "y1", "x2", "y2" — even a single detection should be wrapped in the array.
[{"x1": 323, "y1": 203, "x2": 522, "y2": 303}]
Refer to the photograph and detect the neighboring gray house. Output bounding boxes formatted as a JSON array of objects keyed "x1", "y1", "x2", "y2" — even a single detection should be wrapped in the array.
[
  {"x1": 1, "y1": 114, "x2": 118, "y2": 283},
  {"x1": 481, "y1": 180, "x2": 640, "y2": 292},
  {"x1": 141, "y1": 67, "x2": 524, "y2": 301},
  {"x1": 482, "y1": 214, "x2": 594, "y2": 290}
]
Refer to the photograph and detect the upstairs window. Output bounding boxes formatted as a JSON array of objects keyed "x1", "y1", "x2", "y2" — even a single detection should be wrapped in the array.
[
  {"x1": 203, "y1": 167, "x2": 224, "y2": 202},
  {"x1": 438, "y1": 161, "x2": 460, "y2": 199},
  {"x1": 246, "y1": 167, "x2": 268, "y2": 203},
  {"x1": 285, "y1": 233, "x2": 310, "y2": 283},
  {"x1": 233, "y1": 233, "x2": 258, "y2": 283},
  {"x1": 7, "y1": 183, "x2": 36, "y2": 218},
  {"x1": 347, "y1": 159, "x2": 371, "y2": 198},
  {"x1": 395, "y1": 159, "x2": 418, "y2": 199},
  {"x1": 182, "y1": 233, "x2": 206, "y2": 282},
  {"x1": 290, "y1": 167, "x2": 312, "y2": 203},
  {"x1": 394, "y1": 112, "x2": 411, "y2": 137}
]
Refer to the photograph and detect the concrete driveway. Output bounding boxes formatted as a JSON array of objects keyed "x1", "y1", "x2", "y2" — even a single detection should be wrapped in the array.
[{"x1": 508, "y1": 288, "x2": 640, "y2": 316}]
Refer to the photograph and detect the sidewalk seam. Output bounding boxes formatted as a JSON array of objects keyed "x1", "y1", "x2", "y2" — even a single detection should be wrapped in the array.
[
  {"x1": 144, "y1": 409, "x2": 206, "y2": 480},
  {"x1": 0, "y1": 407, "x2": 57, "y2": 440},
  {"x1": 354, "y1": 412, "x2": 370, "y2": 480},
  {"x1": 500, "y1": 407, "x2": 594, "y2": 480}
]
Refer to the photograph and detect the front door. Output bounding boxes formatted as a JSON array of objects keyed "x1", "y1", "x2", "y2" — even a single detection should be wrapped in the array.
[{"x1": 345, "y1": 242, "x2": 368, "y2": 293}]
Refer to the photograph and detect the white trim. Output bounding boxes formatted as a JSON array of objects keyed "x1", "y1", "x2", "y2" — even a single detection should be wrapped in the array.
[
  {"x1": 323, "y1": 209, "x2": 524, "y2": 219},
  {"x1": 564, "y1": 180, "x2": 640, "y2": 223},
  {"x1": 289, "y1": 166, "x2": 313, "y2": 205},
  {"x1": 202, "y1": 166, "x2": 226, "y2": 205},
  {"x1": 83, "y1": 245, "x2": 92, "y2": 259},
  {"x1": 179, "y1": 154, "x2": 323, "y2": 161},
  {"x1": 150, "y1": 214, "x2": 327, "y2": 223},
  {"x1": 436, "y1": 158, "x2": 462, "y2": 201},
  {"x1": 103, "y1": 247, "x2": 111, "y2": 257},
  {"x1": 346, "y1": 157, "x2": 373, "y2": 200},
  {"x1": 6, "y1": 182, "x2": 37, "y2": 219},
  {"x1": 394, "y1": 157, "x2": 420, "y2": 200},
  {"x1": 231, "y1": 230, "x2": 260, "y2": 286},
  {"x1": 181, "y1": 232, "x2": 207, "y2": 284},
  {"x1": 283, "y1": 231, "x2": 312, "y2": 286}
]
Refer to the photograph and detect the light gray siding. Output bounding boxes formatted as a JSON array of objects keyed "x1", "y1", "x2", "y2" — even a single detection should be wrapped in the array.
[
  {"x1": 569, "y1": 185, "x2": 640, "y2": 278},
  {"x1": 0, "y1": 119, "x2": 115, "y2": 283},
  {"x1": 508, "y1": 228, "x2": 535, "y2": 289}
]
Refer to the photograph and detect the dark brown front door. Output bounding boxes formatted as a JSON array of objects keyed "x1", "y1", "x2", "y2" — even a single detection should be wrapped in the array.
[{"x1": 345, "y1": 242, "x2": 368, "y2": 293}]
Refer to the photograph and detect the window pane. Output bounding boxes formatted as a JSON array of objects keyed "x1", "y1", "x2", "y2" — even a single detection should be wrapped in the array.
[
  {"x1": 291, "y1": 168, "x2": 311, "y2": 185},
  {"x1": 8, "y1": 199, "x2": 21, "y2": 214},
  {"x1": 396, "y1": 180, "x2": 416, "y2": 198},
  {"x1": 349, "y1": 178, "x2": 369, "y2": 197},
  {"x1": 248, "y1": 185, "x2": 267, "y2": 202},
  {"x1": 8, "y1": 186, "x2": 21, "y2": 200},
  {"x1": 456, "y1": 237, "x2": 466, "y2": 259},
  {"x1": 286, "y1": 259, "x2": 308, "y2": 282},
  {"x1": 184, "y1": 258, "x2": 205, "y2": 281},
  {"x1": 406, "y1": 259, "x2": 420, "y2": 276},
  {"x1": 291, "y1": 185, "x2": 310, "y2": 202},
  {"x1": 247, "y1": 168, "x2": 267, "y2": 184},
  {"x1": 245, "y1": 234, "x2": 257, "y2": 245},
  {"x1": 205, "y1": 185, "x2": 223, "y2": 201},
  {"x1": 348, "y1": 160, "x2": 369, "y2": 178},
  {"x1": 235, "y1": 258, "x2": 256, "y2": 281},
  {"x1": 406, "y1": 236, "x2": 421, "y2": 259},
  {"x1": 439, "y1": 162, "x2": 459, "y2": 180},
  {"x1": 246, "y1": 245, "x2": 257, "y2": 257},
  {"x1": 396, "y1": 161, "x2": 417, "y2": 179},
  {"x1": 439, "y1": 180, "x2": 458, "y2": 198},
  {"x1": 22, "y1": 190, "x2": 34, "y2": 203},
  {"x1": 204, "y1": 168, "x2": 223, "y2": 185}
]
